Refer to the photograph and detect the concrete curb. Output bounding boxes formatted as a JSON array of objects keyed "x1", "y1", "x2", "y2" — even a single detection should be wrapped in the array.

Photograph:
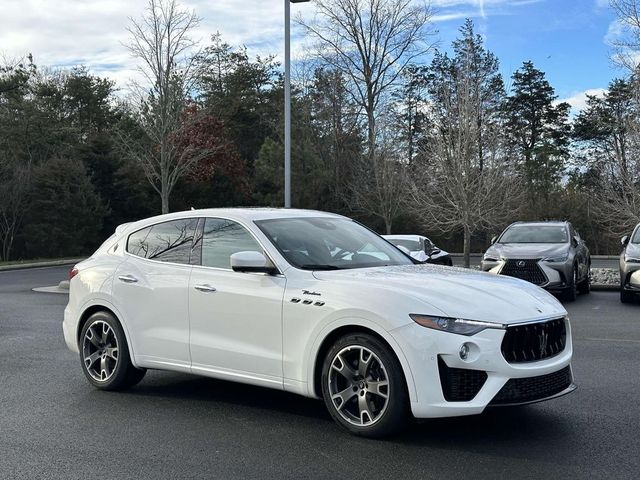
[
  {"x1": 589, "y1": 284, "x2": 619, "y2": 291},
  {"x1": 0, "y1": 258, "x2": 85, "y2": 272}
]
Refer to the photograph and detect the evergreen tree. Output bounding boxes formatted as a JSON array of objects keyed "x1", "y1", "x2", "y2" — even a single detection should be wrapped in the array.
[{"x1": 505, "y1": 61, "x2": 571, "y2": 216}]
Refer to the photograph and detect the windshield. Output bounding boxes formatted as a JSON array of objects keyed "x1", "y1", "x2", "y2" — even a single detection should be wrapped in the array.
[
  {"x1": 499, "y1": 225, "x2": 569, "y2": 244},
  {"x1": 633, "y1": 227, "x2": 640, "y2": 244},
  {"x1": 256, "y1": 217, "x2": 413, "y2": 270},
  {"x1": 389, "y1": 239, "x2": 421, "y2": 251}
]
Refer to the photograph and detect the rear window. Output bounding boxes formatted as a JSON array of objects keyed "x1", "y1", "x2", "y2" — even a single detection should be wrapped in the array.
[{"x1": 126, "y1": 218, "x2": 198, "y2": 264}]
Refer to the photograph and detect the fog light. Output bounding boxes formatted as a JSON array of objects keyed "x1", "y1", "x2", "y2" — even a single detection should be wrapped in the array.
[{"x1": 459, "y1": 343, "x2": 470, "y2": 360}]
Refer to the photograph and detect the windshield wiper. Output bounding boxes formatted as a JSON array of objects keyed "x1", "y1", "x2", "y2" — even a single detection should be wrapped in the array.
[{"x1": 298, "y1": 264, "x2": 343, "y2": 271}]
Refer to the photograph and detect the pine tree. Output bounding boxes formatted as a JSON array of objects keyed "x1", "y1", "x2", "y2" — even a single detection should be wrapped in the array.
[{"x1": 505, "y1": 61, "x2": 571, "y2": 216}]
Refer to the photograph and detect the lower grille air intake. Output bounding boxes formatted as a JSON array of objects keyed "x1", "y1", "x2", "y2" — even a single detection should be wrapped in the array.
[
  {"x1": 489, "y1": 366, "x2": 573, "y2": 405},
  {"x1": 438, "y1": 356, "x2": 487, "y2": 402}
]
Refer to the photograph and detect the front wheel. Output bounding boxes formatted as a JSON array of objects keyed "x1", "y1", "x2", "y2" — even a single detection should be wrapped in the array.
[
  {"x1": 577, "y1": 264, "x2": 591, "y2": 295},
  {"x1": 564, "y1": 266, "x2": 578, "y2": 302},
  {"x1": 79, "y1": 311, "x2": 146, "y2": 390},
  {"x1": 620, "y1": 287, "x2": 634, "y2": 304},
  {"x1": 321, "y1": 333, "x2": 409, "y2": 438}
]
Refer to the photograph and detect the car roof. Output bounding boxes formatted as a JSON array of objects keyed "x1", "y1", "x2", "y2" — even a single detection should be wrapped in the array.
[
  {"x1": 509, "y1": 221, "x2": 569, "y2": 227},
  {"x1": 383, "y1": 235, "x2": 425, "y2": 241},
  {"x1": 120, "y1": 208, "x2": 345, "y2": 234}
]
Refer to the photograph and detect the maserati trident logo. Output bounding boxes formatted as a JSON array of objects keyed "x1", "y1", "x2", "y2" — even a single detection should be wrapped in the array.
[
  {"x1": 517, "y1": 260, "x2": 526, "y2": 268},
  {"x1": 539, "y1": 331, "x2": 549, "y2": 356}
]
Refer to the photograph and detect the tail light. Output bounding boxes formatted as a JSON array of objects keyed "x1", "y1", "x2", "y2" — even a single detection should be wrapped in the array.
[{"x1": 69, "y1": 266, "x2": 79, "y2": 280}]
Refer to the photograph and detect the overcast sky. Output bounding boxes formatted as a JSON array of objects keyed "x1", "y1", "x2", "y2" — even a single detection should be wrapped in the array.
[{"x1": 0, "y1": 0, "x2": 624, "y2": 111}]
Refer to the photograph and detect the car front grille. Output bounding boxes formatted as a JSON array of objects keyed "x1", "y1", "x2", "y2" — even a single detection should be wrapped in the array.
[
  {"x1": 438, "y1": 356, "x2": 487, "y2": 402},
  {"x1": 501, "y1": 317, "x2": 567, "y2": 363},
  {"x1": 489, "y1": 366, "x2": 573, "y2": 405},
  {"x1": 501, "y1": 259, "x2": 547, "y2": 285}
]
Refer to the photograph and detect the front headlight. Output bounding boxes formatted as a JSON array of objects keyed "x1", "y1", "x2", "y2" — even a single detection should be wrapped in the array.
[
  {"x1": 543, "y1": 254, "x2": 569, "y2": 263},
  {"x1": 483, "y1": 253, "x2": 499, "y2": 262},
  {"x1": 409, "y1": 314, "x2": 505, "y2": 336},
  {"x1": 625, "y1": 255, "x2": 640, "y2": 263}
]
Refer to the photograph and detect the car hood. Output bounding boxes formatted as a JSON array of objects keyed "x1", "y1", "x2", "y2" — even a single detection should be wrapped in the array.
[
  {"x1": 486, "y1": 243, "x2": 569, "y2": 259},
  {"x1": 313, "y1": 264, "x2": 565, "y2": 324}
]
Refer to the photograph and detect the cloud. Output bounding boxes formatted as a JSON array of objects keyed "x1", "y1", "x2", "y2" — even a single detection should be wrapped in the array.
[
  {"x1": 0, "y1": 0, "x2": 544, "y2": 89},
  {"x1": 558, "y1": 88, "x2": 607, "y2": 113}
]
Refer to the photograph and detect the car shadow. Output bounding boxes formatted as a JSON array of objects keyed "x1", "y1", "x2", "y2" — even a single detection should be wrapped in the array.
[{"x1": 121, "y1": 371, "x2": 573, "y2": 446}]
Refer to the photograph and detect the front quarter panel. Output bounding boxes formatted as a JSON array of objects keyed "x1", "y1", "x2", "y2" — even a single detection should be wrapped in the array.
[{"x1": 281, "y1": 271, "x2": 441, "y2": 400}]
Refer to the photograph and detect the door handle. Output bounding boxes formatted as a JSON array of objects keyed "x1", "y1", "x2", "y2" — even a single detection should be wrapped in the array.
[
  {"x1": 118, "y1": 275, "x2": 138, "y2": 284},
  {"x1": 194, "y1": 284, "x2": 217, "y2": 293}
]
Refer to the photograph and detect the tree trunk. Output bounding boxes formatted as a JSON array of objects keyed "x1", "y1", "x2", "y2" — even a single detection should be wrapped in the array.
[
  {"x1": 463, "y1": 224, "x2": 471, "y2": 268},
  {"x1": 161, "y1": 191, "x2": 170, "y2": 214},
  {"x1": 385, "y1": 217, "x2": 392, "y2": 235}
]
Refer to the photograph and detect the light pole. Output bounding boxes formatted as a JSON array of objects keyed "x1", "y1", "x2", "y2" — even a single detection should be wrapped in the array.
[{"x1": 284, "y1": 0, "x2": 310, "y2": 208}]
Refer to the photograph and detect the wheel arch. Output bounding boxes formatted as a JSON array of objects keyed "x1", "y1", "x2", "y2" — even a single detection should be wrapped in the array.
[
  {"x1": 309, "y1": 322, "x2": 417, "y2": 403},
  {"x1": 77, "y1": 300, "x2": 140, "y2": 369}
]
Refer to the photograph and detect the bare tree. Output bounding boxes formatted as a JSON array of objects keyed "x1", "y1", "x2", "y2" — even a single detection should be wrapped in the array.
[
  {"x1": 300, "y1": 0, "x2": 434, "y2": 162},
  {"x1": 0, "y1": 165, "x2": 30, "y2": 261},
  {"x1": 610, "y1": 0, "x2": 640, "y2": 72},
  {"x1": 124, "y1": 0, "x2": 205, "y2": 214},
  {"x1": 411, "y1": 60, "x2": 522, "y2": 267},
  {"x1": 348, "y1": 136, "x2": 408, "y2": 234}
]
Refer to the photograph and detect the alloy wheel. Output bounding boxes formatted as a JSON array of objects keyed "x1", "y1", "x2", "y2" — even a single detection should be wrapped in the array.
[
  {"x1": 82, "y1": 320, "x2": 119, "y2": 382},
  {"x1": 327, "y1": 346, "x2": 390, "y2": 427}
]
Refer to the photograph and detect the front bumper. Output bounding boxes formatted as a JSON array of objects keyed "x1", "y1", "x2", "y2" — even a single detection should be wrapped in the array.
[
  {"x1": 482, "y1": 258, "x2": 572, "y2": 291},
  {"x1": 390, "y1": 319, "x2": 574, "y2": 419}
]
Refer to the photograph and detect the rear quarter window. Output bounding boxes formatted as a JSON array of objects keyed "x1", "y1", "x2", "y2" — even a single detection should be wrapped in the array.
[{"x1": 126, "y1": 218, "x2": 198, "y2": 264}]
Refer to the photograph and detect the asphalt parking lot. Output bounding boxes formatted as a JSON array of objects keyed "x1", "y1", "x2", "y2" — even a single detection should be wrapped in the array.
[{"x1": 1, "y1": 266, "x2": 638, "y2": 480}]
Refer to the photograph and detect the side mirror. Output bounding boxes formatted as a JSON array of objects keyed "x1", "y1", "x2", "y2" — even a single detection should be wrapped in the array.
[
  {"x1": 572, "y1": 236, "x2": 579, "y2": 248},
  {"x1": 491, "y1": 235, "x2": 498, "y2": 244},
  {"x1": 622, "y1": 235, "x2": 629, "y2": 246},
  {"x1": 230, "y1": 251, "x2": 278, "y2": 275}
]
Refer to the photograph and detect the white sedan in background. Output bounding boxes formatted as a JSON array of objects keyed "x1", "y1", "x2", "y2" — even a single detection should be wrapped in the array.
[
  {"x1": 64, "y1": 208, "x2": 575, "y2": 437},
  {"x1": 384, "y1": 234, "x2": 453, "y2": 265}
]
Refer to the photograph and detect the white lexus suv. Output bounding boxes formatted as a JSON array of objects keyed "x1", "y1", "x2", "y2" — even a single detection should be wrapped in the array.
[{"x1": 63, "y1": 208, "x2": 575, "y2": 437}]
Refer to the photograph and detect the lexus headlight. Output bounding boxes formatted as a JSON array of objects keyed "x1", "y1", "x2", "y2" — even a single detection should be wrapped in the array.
[
  {"x1": 409, "y1": 314, "x2": 504, "y2": 336},
  {"x1": 625, "y1": 255, "x2": 640, "y2": 263},
  {"x1": 483, "y1": 253, "x2": 499, "y2": 262},
  {"x1": 543, "y1": 254, "x2": 569, "y2": 263}
]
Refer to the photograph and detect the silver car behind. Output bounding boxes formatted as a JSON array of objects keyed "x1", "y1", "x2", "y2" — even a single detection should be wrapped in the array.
[
  {"x1": 620, "y1": 223, "x2": 640, "y2": 303},
  {"x1": 482, "y1": 221, "x2": 591, "y2": 301}
]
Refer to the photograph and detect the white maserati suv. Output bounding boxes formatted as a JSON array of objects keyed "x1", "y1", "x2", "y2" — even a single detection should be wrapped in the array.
[{"x1": 63, "y1": 208, "x2": 575, "y2": 437}]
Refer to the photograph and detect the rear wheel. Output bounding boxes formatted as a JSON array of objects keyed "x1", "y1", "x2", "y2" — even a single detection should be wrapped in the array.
[
  {"x1": 321, "y1": 333, "x2": 409, "y2": 438},
  {"x1": 79, "y1": 311, "x2": 146, "y2": 390}
]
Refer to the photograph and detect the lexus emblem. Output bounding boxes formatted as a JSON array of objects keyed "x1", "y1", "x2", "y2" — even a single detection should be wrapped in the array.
[
  {"x1": 539, "y1": 331, "x2": 549, "y2": 356},
  {"x1": 517, "y1": 260, "x2": 526, "y2": 268}
]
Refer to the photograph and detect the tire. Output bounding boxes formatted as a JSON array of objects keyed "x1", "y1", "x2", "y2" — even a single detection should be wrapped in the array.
[
  {"x1": 563, "y1": 266, "x2": 578, "y2": 302},
  {"x1": 79, "y1": 311, "x2": 146, "y2": 391},
  {"x1": 577, "y1": 264, "x2": 591, "y2": 295},
  {"x1": 620, "y1": 287, "x2": 634, "y2": 304},
  {"x1": 321, "y1": 333, "x2": 409, "y2": 438}
]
